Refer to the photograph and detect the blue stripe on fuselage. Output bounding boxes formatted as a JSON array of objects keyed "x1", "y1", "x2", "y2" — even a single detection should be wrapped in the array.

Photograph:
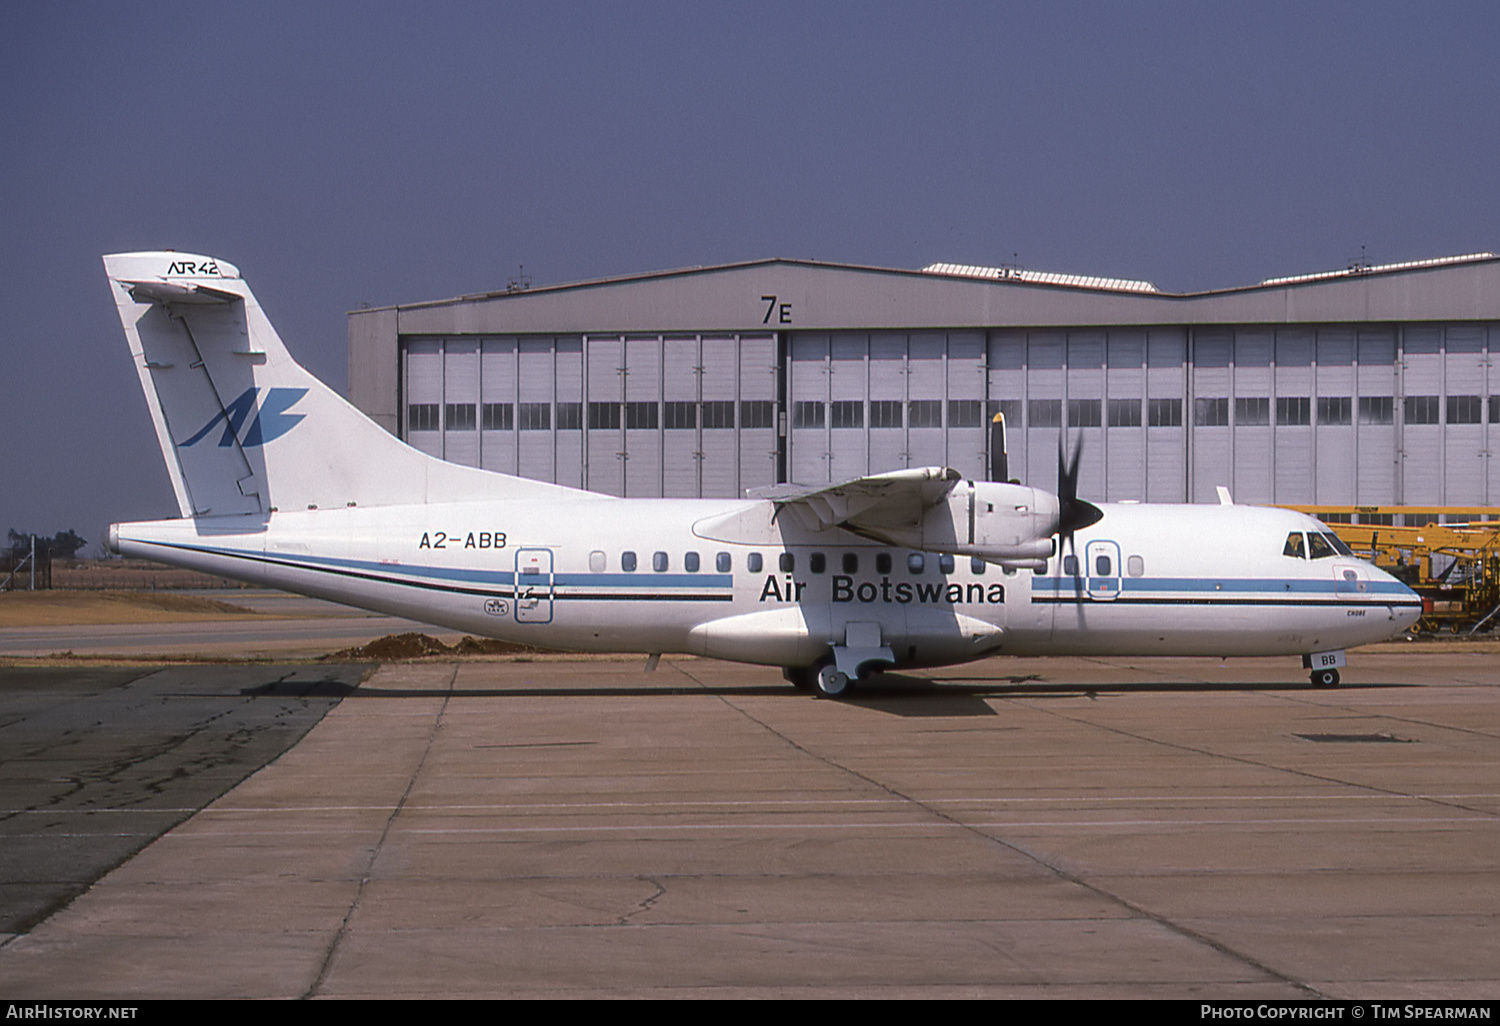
[
  {"x1": 1032, "y1": 575, "x2": 1416, "y2": 597},
  {"x1": 133, "y1": 540, "x2": 734, "y2": 596}
]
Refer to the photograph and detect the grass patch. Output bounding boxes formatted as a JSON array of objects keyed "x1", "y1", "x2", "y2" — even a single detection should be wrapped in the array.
[{"x1": 0, "y1": 590, "x2": 264, "y2": 626}]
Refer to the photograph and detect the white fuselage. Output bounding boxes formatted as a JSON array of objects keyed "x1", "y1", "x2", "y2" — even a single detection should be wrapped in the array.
[{"x1": 111, "y1": 496, "x2": 1422, "y2": 669}]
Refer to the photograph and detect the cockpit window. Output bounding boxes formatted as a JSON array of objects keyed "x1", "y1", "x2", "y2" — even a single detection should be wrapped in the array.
[
  {"x1": 1324, "y1": 532, "x2": 1353, "y2": 556},
  {"x1": 1307, "y1": 532, "x2": 1336, "y2": 559},
  {"x1": 1283, "y1": 532, "x2": 1306, "y2": 559}
]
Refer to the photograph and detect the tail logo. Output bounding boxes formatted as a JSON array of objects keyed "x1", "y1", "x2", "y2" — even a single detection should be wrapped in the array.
[
  {"x1": 165, "y1": 260, "x2": 224, "y2": 277},
  {"x1": 180, "y1": 387, "x2": 309, "y2": 448}
]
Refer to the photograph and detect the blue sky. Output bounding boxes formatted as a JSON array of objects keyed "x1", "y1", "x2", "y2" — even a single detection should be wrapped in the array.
[{"x1": 3, "y1": 1, "x2": 1498, "y2": 548}]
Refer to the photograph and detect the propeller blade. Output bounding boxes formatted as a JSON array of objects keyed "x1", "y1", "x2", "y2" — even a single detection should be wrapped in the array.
[
  {"x1": 1053, "y1": 436, "x2": 1095, "y2": 616},
  {"x1": 1056, "y1": 435, "x2": 1103, "y2": 540},
  {"x1": 989, "y1": 411, "x2": 1009, "y2": 482}
]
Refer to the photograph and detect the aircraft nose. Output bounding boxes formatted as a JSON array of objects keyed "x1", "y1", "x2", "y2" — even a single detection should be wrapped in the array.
[{"x1": 1371, "y1": 563, "x2": 1422, "y2": 629}]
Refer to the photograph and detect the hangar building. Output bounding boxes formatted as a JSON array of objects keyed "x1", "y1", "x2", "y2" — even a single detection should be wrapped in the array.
[{"x1": 347, "y1": 253, "x2": 1500, "y2": 510}]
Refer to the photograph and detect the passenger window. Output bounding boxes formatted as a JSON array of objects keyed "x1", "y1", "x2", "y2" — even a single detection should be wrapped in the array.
[
  {"x1": 748, "y1": 552, "x2": 763, "y2": 573},
  {"x1": 939, "y1": 553, "x2": 955, "y2": 575},
  {"x1": 809, "y1": 552, "x2": 826, "y2": 574},
  {"x1": 716, "y1": 552, "x2": 731, "y2": 573},
  {"x1": 1063, "y1": 554, "x2": 1079, "y2": 576},
  {"x1": 1283, "y1": 532, "x2": 1306, "y2": 559},
  {"x1": 652, "y1": 551, "x2": 668, "y2": 572},
  {"x1": 684, "y1": 551, "x2": 700, "y2": 572},
  {"x1": 779, "y1": 552, "x2": 795, "y2": 573},
  {"x1": 843, "y1": 552, "x2": 859, "y2": 574},
  {"x1": 970, "y1": 557, "x2": 987, "y2": 575},
  {"x1": 1095, "y1": 554, "x2": 1112, "y2": 576},
  {"x1": 622, "y1": 551, "x2": 637, "y2": 572},
  {"x1": 907, "y1": 553, "x2": 925, "y2": 573},
  {"x1": 876, "y1": 553, "x2": 892, "y2": 574},
  {"x1": 1308, "y1": 533, "x2": 1335, "y2": 559},
  {"x1": 1127, "y1": 555, "x2": 1144, "y2": 577},
  {"x1": 589, "y1": 550, "x2": 606, "y2": 573}
]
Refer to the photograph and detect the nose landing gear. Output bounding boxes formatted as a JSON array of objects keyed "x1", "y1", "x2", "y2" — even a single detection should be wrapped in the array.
[
  {"x1": 1303, "y1": 650, "x2": 1346, "y2": 689},
  {"x1": 1310, "y1": 667, "x2": 1341, "y2": 689}
]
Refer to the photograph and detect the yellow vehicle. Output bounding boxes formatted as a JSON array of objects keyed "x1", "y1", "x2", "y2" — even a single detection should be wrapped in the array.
[{"x1": 1281, "y1": 507, "x2": 1500, "y2": 634}]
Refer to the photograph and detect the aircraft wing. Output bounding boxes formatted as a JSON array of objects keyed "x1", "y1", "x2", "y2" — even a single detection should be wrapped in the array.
[{"x1": 747, "y1": 467, "x2": 962, "y2": 533}]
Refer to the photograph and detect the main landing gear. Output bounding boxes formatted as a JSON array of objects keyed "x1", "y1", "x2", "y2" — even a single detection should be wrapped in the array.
[{"x1": 783, "y1": 653, "x2": 882, "y2": 699}]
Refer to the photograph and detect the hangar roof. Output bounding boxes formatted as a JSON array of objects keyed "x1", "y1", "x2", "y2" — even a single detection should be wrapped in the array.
[{"x1": 353, "y1": 252, "x2": 1500, "y2": 336}]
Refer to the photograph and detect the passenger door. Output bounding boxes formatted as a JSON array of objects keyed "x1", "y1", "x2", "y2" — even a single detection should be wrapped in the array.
[{"x1": 1085, "y1": 539, "x2": 1121, "y2": 601}]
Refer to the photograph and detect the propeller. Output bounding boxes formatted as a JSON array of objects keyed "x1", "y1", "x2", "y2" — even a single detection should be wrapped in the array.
[
  {"x1": 1056, "y1": 435, "x2": 1104, "y2": 545},
  {"x1": 1055, "y1": 435, "x2": 1104, "y2": 608}
]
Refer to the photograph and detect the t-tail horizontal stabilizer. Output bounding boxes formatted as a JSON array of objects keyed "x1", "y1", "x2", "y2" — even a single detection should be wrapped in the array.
[{"x1": 104, "y1": 251, "x2": 593, "y2": 519}]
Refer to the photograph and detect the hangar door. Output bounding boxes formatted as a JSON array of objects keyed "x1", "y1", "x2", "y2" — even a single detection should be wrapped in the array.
[
  {"x1": 786, "y1": 330, "x2": 987, "y2": 485},
  {"x1": 402, "y1": 333, "x2": 778, "y2": 498}
]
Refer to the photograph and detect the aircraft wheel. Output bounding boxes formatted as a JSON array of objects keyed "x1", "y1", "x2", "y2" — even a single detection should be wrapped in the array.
[
  {"x1": 782, "y1": 666, "x2": 814, "y2": 692},
  {"x1": 813, "y1": 661, "x2": 855, "y2": 699},
  {"x1": 1310, "y1": 668, "x2": 1340, "y2": 689}
]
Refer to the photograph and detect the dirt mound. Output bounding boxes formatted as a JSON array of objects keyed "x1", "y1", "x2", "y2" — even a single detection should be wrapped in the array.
[
  {"x1": 451, "y1": 635, "x2": 537, "y2": 656},
  {"x1": 330, "y1": 632, "x2": 539, "y2": 660}
]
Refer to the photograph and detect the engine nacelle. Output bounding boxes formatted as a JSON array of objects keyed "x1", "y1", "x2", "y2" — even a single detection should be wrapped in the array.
[{"x1": 865, "y1": 480, "x2": 1061, "y2": 562}]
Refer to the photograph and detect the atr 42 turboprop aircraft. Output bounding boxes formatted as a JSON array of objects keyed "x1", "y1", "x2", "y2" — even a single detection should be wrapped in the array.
[{"x1": 104, "y1": 252, "x2": 1423, "y2": 697}]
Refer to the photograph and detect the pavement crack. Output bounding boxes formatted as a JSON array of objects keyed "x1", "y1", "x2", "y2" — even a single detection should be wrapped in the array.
[
  {"x1": 303, "y1": 664, "x2": 456, "y2": 999},
  {"x1": 617, "y1": 876, "x2": 667, "y2": 925}
]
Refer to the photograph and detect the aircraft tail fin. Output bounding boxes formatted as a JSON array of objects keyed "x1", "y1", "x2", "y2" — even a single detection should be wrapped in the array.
[{"x1": 104, "y1": 251, "x2": 589, "y2": 518}]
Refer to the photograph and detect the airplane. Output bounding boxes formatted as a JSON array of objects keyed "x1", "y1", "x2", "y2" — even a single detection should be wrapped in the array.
[{"x1": 103, "y1": 251, "x2": 1424, "y2": 697}]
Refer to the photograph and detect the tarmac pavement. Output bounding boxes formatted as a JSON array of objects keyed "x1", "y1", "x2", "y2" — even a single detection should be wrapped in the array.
[{"x1": 0, "y1": 650, "x2": 1496, "y2": 998}]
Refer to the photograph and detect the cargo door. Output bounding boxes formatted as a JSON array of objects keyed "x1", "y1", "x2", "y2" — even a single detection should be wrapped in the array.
[{"x1": 515, "y1": 548, "x2": 554, "y2": 623}]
